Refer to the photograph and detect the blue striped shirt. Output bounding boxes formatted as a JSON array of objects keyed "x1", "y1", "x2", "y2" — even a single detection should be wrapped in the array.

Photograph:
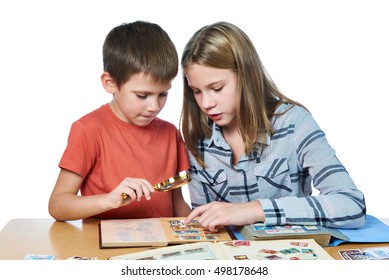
[{"x1": 188, "y1": 104, "x2": 366, "y2": 229}]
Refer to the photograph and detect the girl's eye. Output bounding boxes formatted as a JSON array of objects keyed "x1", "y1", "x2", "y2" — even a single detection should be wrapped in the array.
[
  {"x1": 159, "y1": 92, "x2": 168, "y2": 98},
  {"x1": 214, "y1": 86, "x2": 223, "y2": 92}
]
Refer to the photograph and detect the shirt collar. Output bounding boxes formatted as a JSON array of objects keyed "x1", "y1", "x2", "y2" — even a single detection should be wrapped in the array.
[
  {"x1": 209, "y1": 123, "x2": 271, "y2": 149},
  {"x1": 256, "y1": 131, "x2": 271, "y2": 145},
  {"x1": 209, "y1": 123, "x2": 229, "y2": 149}
]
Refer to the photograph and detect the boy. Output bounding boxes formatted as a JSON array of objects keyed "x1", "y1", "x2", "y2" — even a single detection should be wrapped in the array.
[{"x1": 49, "y1": 21, "x2": 190, "y2": 221}]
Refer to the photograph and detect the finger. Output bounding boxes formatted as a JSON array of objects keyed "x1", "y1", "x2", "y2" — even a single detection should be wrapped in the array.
[
  {"x1": 135, "y1": 179, "x2": 155, "y2": 200},
  {"x1": 196, "y1": 203, "x2": 223, "y2": 230},
  {"x1": 204, "y1": 218, "x2": 219, "y2": 232},
  {"x1": 196, "y1": 208, "x2": 213, "y2": 229},
  {"x1": 139, "y1": 183, "x2": 153, "y2": 200},
  {"x1": 130, "y1": 183, "x2": 144, "y2": 202},
  {"x1": 132, "y1": 178, "x2": 154, "y2": 200},
  {"x1": 122, "y1": 179, "x2": 145, "y2": 201},
  {"x1": 124, "y1": 178, "x2": 155, "y2": 201},
  {"x1": 122, "y1": 188, "x2": 137, "y2": 202},
  {"x1": 138, "y1": 178, "x2": 155, "y2": 193},
  {"x1": 184, "y1": 204, "x2": 208, "y2": 224}
]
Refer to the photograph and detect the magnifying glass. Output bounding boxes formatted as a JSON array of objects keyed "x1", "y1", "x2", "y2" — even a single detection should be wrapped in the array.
[{"x1": 121, "y1": 170, "x2": 192, "y2": 199}]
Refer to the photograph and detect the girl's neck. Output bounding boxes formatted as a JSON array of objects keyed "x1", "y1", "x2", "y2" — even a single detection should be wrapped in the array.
[{"x1": 222, "y1": 126, "x2": 245, "y2": 165}]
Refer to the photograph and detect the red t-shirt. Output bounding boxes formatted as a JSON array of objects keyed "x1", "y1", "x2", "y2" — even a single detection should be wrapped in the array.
[{"x1": 59, "y1": 104, "x2": 189, "y2": 219}]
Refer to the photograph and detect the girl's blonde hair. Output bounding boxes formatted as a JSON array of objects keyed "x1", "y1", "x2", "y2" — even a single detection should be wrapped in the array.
[{"x1": 180, "y1": 21, "x2": 303, "y2": 167}]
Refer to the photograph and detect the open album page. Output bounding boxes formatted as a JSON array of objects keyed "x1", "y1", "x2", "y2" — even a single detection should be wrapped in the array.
[
  {"x1": 109, "y1": 242, "x2": 227, "y2": 260},
  {"x1": 100, "y1": 218, "x2": 168, "y2": 248}
]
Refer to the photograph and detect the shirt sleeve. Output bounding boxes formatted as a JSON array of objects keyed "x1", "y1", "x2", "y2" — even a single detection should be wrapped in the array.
[
  {"x1": 187, "y1": 155, "x2": 212, "y2": 208},
  {"x1": 259, "y1": 109, "x2": 366, "y2": 229}
]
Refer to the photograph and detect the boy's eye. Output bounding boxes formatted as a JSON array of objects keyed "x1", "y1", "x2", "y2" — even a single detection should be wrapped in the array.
[{"x1": 136, "y1": 94, "x2": 147, "y2": 99}]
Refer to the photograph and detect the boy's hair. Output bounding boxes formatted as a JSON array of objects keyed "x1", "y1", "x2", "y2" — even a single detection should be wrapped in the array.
[
  {"x1": 103, "y1": 21, "x2": 178, "y2": 88},
  {"x1": 181, "y1": 21, "x2": 302, "y2": 167}
]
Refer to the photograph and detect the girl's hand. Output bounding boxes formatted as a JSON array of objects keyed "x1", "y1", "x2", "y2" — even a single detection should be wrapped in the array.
[{"x1": 184, "y1": 201, "x2": 264, "y2": 231}]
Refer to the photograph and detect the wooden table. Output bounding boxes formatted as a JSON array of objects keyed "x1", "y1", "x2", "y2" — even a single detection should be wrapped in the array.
[
  {"x1": 1, "y1": 218, "x2": 388, "y2": 260},
  {"x1": 0, "y1": 219, "x2": 146, "y2": 260}
]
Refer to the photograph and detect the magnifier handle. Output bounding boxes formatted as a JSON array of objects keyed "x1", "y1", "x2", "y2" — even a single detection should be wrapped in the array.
[{"x1": 121, "y1": 184, "x2": 158, "y2": 199}]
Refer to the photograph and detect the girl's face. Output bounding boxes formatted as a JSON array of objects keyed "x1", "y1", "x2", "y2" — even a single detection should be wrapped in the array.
[
  {"x1": 109, "y1": 72, "x2": 170, "y2": 127},
  {"x1": 185, "y1": 64, "x2": 238, "y2": 130}
]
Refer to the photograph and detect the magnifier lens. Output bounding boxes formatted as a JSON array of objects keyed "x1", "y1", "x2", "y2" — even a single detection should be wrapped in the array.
[
  {"x1": 121, "y1": 171, "x2": 192, "y2": 199},
  {"x1": 154, "y1": 171, "x2": 192, "y2": 192}
]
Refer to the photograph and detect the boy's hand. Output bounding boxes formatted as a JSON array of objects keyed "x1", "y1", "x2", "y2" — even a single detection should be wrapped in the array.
[{"x1": 108, "y1": 178, "x2": 155, "y2": 208}]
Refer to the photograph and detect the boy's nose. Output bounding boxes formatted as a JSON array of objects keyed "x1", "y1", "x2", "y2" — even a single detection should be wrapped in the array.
[{"x1": 146, "y1": 98, "x2": 160, "y2": 112}]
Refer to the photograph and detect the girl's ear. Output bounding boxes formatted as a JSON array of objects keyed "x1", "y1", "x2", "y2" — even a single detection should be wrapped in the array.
[{"x1": 100, "y1": 72, "x2": 116, "y2": 94}]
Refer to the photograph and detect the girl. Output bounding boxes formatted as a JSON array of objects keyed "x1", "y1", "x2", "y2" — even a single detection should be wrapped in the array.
[{"x1": 181, "y1": 22, "x2": 366, "y2": 231}]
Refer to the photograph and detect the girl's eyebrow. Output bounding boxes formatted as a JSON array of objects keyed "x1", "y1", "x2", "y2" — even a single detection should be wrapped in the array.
[{"x1": 189, "y1": 80, "x2": 225, "y2": 89}]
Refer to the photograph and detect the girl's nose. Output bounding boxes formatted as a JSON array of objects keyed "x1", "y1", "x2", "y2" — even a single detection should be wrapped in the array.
[{"x1": 201, "y1": 93, "x2": 216, "y2": 109}]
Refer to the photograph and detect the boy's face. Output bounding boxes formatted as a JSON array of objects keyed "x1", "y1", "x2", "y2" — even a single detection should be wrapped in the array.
[{"x1": 109, "y1": 72, "x2": 171, "y2": 127}]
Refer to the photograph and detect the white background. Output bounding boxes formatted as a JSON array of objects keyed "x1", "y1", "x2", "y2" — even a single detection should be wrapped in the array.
[{"x1": 1, "y1": 0, "x2": 388, "y2": 231}]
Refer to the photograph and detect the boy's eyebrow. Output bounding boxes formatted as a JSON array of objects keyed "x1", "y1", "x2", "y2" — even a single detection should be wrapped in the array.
[
  {"x1": 133, "y1": 88, "x2": 171, "y2": 95},
  {"x1": 133, "y1": 90, "x2": 155, "y2": 95}
]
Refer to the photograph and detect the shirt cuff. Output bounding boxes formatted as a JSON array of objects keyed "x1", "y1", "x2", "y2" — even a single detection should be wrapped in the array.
[{"x1": 258, "y1": 198, "x2": 286, "y2": 225}]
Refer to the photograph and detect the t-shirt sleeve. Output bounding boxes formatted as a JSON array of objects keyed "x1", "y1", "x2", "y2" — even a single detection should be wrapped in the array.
[
  {"x1": 175, "y1": 129, "x2": 190, "y2": 173},
  {"x1": 59, "y1": 121, "x2": 98, "y2": 178}
]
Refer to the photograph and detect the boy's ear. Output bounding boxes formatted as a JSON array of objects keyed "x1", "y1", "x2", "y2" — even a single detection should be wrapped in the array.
[{"x1": 101, "y1": 72, "x2": 116, "y2": 93}]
